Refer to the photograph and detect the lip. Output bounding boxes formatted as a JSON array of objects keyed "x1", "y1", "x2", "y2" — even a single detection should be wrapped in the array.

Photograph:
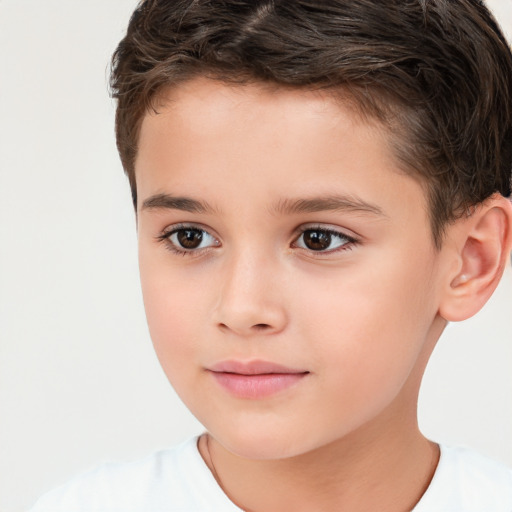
[{"x1": 207, "y1": 360, "x2": 309, "y2": 399}]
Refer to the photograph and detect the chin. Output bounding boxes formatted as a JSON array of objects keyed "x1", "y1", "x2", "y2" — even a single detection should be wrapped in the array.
[{"x1": 206, "y1": 421, "x2": 333, "y2": 461}]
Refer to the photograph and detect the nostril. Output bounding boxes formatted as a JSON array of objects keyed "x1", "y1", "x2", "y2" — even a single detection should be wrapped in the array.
[{"x1": 252, "y1": 323, "x2": 271, "y2": 330}]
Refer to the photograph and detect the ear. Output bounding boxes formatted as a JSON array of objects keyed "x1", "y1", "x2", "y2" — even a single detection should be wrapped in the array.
[{"x1": 439, "y1": 195, "x2": 512, "y2": 322}]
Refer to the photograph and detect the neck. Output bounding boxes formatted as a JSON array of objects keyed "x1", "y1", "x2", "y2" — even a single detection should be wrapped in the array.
[{"x1": 200, "y1": 413, "x2": 439, "y2": 512}]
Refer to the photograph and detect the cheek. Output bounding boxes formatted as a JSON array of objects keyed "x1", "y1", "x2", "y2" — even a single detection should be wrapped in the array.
[
  {"x1": 295, "y1": 250, "x2": 438, "y2": 387},
  {"x1": 141, "y1": 279, "x2": 211, "y2": 414},
  {"x1": 139, "y1": 257, "x2": 205, "y2": 370}
]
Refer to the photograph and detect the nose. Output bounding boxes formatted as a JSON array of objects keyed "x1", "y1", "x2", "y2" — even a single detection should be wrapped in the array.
[{"x1": 212, "y1": 250, "x2": 288, "y2": 337}]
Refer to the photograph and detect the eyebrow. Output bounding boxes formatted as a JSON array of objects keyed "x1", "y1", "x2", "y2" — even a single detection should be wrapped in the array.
[
  {"x1": 272, "y1": 195, "x2": 386, "y2": 217},
  {"x1": 141, "y1": 192, "x2": 386, "y2": 218},
  {"x1": 141, "y1": 193, "x2": 217, "y2": 214}
]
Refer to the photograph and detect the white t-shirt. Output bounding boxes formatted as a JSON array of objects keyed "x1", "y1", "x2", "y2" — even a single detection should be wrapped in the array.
[{"x1": 30, "y1": 437, "x2": 512, "y2": 511}]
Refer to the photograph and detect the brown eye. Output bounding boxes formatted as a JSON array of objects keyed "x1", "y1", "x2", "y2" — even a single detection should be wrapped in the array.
[
  {"x1": 176, "y1": 229, "x2": 204, "y2": 249},
  {"x1": 165, "y1": 227, "x2": 218, "y2": 252},
  {"x1": 295, "y1": 228, "x2": 353, "y2": 252},
  {"x1": 302, "y1": 230, "x2": 332, "y2": 251}
]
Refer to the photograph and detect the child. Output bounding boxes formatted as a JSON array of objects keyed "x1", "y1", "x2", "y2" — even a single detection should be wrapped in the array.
[{"x1": 30, "y1": 0, "x2": 512, "y2": 510}]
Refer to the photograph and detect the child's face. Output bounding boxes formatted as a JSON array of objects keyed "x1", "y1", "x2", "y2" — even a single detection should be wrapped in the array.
[{"x1": 136, "y1": 78, "x2": 450, "y2": 459}]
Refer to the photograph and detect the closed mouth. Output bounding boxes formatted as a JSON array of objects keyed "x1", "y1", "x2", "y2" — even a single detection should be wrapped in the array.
[{"x1": 207, "y1": 360, "x2": 309, "y2": 398}]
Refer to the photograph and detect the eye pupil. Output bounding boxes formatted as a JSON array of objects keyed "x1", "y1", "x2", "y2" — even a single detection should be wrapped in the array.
[
  {"x1": 303, "y1": 230, "x2": 331, "y2": 251},
  {"x1": 177, "y1": 229, "x2": 203, "y2": 249}
]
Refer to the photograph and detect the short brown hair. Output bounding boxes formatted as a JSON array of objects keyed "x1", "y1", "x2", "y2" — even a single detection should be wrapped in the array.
[{"x1": 110, "y1": 0, "x2": 512, "y2": 246}]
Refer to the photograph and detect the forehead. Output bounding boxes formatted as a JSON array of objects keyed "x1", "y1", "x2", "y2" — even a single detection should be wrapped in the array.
[
  {"x1": 135, "y1": 77, "x2": 428, "y2": 229},
  {"x1": 138, "y1": 78, "x2": 387, "y2": 176},
  {"x1": 140, "y1": 79, "x2": 363, "y2": 155}
]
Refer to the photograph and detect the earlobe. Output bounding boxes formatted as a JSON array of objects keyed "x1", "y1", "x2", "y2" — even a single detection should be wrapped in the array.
[{"x1": 439, "y1": 195, "x2": 512, "y2": 322}]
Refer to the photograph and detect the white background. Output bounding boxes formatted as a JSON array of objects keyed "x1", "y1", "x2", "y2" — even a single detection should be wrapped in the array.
[{"x1": 0, "y1": 1, "x2": 511, "y2": 510}]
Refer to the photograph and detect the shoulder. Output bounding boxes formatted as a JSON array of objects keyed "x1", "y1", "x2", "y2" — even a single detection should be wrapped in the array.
[
  {"x1": 414, "y1": 444, "x2": 512, "y2": 512},
  {"x1": 29, "y1": 436, "x2": 242, "y2": 512}
]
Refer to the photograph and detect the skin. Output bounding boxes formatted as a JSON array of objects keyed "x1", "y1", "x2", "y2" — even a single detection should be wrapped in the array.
[{"x1": 134, "y1": 77, "x2": 505, "y2": 511}]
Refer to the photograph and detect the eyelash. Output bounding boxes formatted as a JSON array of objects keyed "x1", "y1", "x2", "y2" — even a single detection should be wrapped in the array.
[
  {"x1": 292, "y1": 226, "x2": 358, "y2": 255},
  {"x1": 156, "y1": 224, "x2": 359, "y2": 256},
  {"x1": 156, "y1": 223, "x2": 219, "y2": 257}
]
